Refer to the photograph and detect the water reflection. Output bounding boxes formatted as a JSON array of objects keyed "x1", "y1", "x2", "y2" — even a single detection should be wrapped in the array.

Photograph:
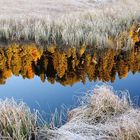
[{"x1": 0, "y1": 43, "x2": 140, "y2": 86}]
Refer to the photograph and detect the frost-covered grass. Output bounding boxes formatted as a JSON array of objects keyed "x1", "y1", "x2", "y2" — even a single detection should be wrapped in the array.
[
  {"x1": 0, "y1": 98, "x2": 37, "y2": 140},
  {"x1": 0, "y1": 0, "x2": 140, "y2": 48},
  {"x1": 1, "y1": 85, "x2": 140, "y2": 140},
  {"x1": 42, "y1": 85, "x2": 140, "y2": 140}
]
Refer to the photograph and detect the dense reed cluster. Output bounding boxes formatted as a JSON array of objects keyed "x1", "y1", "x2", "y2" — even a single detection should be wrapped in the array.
[
  {"x1": 44, "y1": 85, "x2": 140, "y2": 140},
  {"x1": 0, "y1": 85, "x2": 140, "y2": 140},
  {"x1": 0, "y1": 99, "x2": 37, "y2": 139},
  {"x1": 0, "y1": 0, "x2": 140, "y2": 48}
]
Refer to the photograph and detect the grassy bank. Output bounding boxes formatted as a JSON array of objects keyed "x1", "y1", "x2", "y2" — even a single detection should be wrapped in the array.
[
  {"x1": 0, "y1": 85, "x2": 140, "y2": 140},
  {"x1": 0, "y1": 98, "x2": 37, "y2": 139},
  {"x1": 0, "y1": 0, "x2": 140, "y2": 48}
]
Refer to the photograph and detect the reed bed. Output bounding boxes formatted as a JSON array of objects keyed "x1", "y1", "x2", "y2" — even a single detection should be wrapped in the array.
[
  {"x1": 41, "y1": 85, "x2": 140, "y2": 140},
  {"x1": 0, "y1": 98, "x2": 38, "y2": 140},
  {"x1": 0, "y1": 0, "x2": 140, "y2": 48},
  {"x1": 0, "y1": 85, "x2": 140, "y2": 140}
]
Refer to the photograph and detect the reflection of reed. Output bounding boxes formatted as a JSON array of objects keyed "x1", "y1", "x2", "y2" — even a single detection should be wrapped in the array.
[{"x1": 0, "y1": 43, "x2": 140, "y2": 85}]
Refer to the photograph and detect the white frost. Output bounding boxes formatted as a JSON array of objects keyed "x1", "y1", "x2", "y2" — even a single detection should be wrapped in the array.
[{"x1": 0, "y1": 0, "x2": 109, "y2": 18}]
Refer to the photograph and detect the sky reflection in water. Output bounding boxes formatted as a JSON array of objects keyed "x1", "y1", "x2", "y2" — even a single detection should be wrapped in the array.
[
  {"x1": 0, "y1": 71, "x2": 140, "y2": 116},
  {"x1": 0, "y1": 44, "x2": 140, "y2": 115}
]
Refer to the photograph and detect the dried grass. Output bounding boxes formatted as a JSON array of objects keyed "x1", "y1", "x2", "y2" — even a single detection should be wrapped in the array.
[
  {"x1": 0, "y1": 98, "x2": 37, "y2": 140},
  {"x1": 0, "y1": 85, "x2": 140, "y2": 140},
  {"x1": 43, "y1": 85, "x2": 140, "y2": 140},
  {"x1": 0, "y1": 0, "x2": 140, "y2": 48}
]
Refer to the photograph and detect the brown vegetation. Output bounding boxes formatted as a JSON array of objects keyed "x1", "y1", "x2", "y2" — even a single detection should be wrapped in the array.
[{"x1": 0, "y1": 41, "x2": 140, "y2": 85}]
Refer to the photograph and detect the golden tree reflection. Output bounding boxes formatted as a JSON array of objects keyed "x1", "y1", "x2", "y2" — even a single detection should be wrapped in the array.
[{"x1": 0, "y1": 42, "x2": 140, "y2": 86}]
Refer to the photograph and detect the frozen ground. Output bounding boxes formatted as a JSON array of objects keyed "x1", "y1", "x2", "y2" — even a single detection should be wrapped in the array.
[
  {"x1": 39, "y1": 85, "x2": 140, "y2": 140},
  {"x1": 0, "y1": 0, "x2": 108, "y2": 18},
  {"x1": 0, "y1": 0, "x2": 139, "y2": 47}
]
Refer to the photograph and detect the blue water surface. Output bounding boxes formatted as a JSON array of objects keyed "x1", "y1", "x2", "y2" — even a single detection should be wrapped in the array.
[{"x1": 0, "y1": 71, "x2": 140, "y2": 117}]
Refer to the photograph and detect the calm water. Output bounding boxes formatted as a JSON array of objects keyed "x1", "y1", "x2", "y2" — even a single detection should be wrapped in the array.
[{"x1": 0, "y1": 44, "x2": 140, "y2": 117}]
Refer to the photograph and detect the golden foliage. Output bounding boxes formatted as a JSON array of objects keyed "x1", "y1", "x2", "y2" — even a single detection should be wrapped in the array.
[
  {"x1": 129, "y1": 24, "x2": 140, "y2": 43},
  {"x1": 53, "y1": 51, "x2": 67, "y2": 78},
  {"x1": 0, "y1": 48, "x2": 6, "y2": 70},
  {"x1": 2, "y1": 69, "x2": 12, "y2": 79},
  {"x1": 47, "y1": 44, "x2": 56, "y2": 54},
  {"x1": 0, "y1": 43, "x2": 140, "y2": 85},
  {"x1": 79, "y1": 45, "x2": 86, "y2": 57},
  {"x1": 27, "y1": 66, "x2": 35, "y2": 79}
]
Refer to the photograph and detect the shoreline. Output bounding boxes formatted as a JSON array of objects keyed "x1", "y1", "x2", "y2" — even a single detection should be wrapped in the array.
[
  {"x1": 0, "y1": 85, "x2": 140, "y2": 140},
  {"x1": 0, "y1": 0, "x2": 139, "y2": 48}
]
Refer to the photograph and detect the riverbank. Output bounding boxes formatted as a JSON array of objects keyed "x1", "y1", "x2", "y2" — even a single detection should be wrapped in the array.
[
  {"x1": 0, "y1": 85, "x2": 140, "y2": 140},
  {"x1": 0, "y1": 0, "x2": 140, "y2": 48}
]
